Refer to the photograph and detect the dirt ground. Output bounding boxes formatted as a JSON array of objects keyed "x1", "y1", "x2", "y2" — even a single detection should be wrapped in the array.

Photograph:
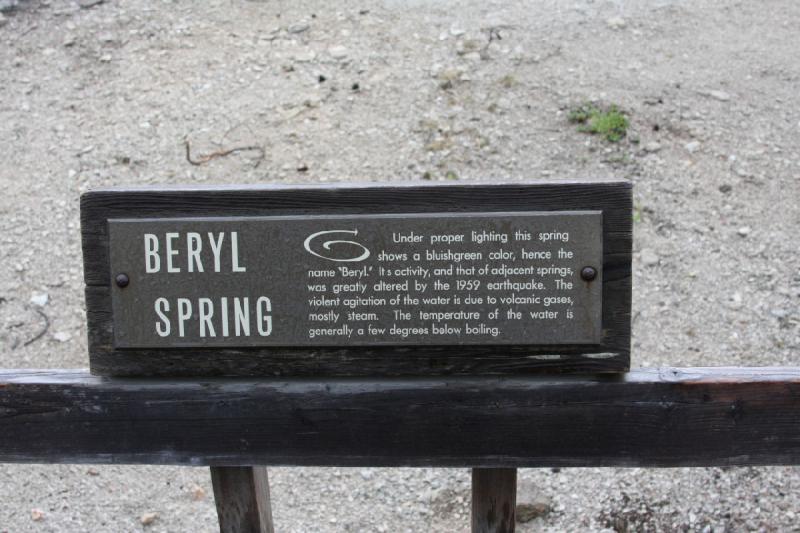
[{"x1": 1, "y1": 0, "x2": 799, "y2": 531}]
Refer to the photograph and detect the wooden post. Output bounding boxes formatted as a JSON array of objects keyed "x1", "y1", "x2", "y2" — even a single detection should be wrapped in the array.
[
  {"x1": 210, "y1": 466, "x2": 274, "y2": 533},
  {"x1": 471, "y1": 468, "x2": 517, "y2": 533}
]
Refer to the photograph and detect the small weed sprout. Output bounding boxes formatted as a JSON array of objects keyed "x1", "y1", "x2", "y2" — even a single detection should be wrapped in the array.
[{"x1": 569, "y1": 103, "x2": 629, "y2": 142}]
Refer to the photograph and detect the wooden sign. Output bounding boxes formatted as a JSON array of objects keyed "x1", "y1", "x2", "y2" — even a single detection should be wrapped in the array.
[{"x1": 81, "y1": 181, "x2": 631, "y2": 376}]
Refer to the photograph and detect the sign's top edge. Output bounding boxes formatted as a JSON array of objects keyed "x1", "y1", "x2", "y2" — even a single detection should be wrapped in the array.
[{"x1": 82, "y1": 178, "x2": 631, "y2": 195}]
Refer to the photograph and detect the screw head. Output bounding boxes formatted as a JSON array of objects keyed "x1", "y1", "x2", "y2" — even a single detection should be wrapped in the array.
[
  {"x1": 115, "y1": 273, "x2": 130, "y2": 288},
  {"x1": 580, "y1": 266, "x2": 598, "y2": 282}
]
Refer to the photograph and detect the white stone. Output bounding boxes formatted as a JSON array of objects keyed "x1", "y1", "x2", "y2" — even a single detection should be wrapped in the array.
[
  {"x1": 294, "y1": 50, "x2": 316, "y2": 62},
  {"x1": 707, "y1": 90, "x2": 731, "y2": 101},
  {"x1": 449, "y1": 25, "x2": 466, "y2": 37},
  {"x1": 53, "y1": 331, "x2": 72, "y2": 343},
  {"x1": 644, "y1": 141, "x2": 662, "y2": 153},
  {"x1": 140, "y1": 512, "x2": 158, "y2": 525},
  {"x1": 737, "y1": 226, "x2": 751, "y2": 237},
  {"x1": 288, "y1": 21, "x2": 310, "y2": 33},
  {"x1": 30, "y1": 292, "x2": 49, "y2": 307},
  {"x1": 606, "y1": 16, "x2": 627, "y2": 30},
  {"x1": 327, "y1": 45, "x2": 348, "y2": 60},
  {"x1": 685, "y1": 141, "x2": 701, "y2": 153}
]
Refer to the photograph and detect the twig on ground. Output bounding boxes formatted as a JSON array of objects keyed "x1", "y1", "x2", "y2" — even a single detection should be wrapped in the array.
[
  {"x1": 19, "y1": 25, "x2": 39, "y2": 38},
  {"x1": 24, "y1": 308, "x2": 50, "y2": 347},
  {"x1": 184, "y1": 139, "x2": 265, "y2": 167}
]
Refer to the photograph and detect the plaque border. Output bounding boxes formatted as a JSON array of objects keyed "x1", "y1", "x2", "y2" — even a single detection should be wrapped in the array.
[
  {"x1": 81, "y1": 180, "x2": 632, "y2": 377},
  {"x1": 107, "y1": 210, "x2": 604, "y2": 348}
]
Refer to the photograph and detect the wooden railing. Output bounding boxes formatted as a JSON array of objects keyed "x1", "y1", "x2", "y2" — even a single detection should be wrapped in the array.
[{"x1": 1, "y1": 367, "x2": 798, "y2": 532}]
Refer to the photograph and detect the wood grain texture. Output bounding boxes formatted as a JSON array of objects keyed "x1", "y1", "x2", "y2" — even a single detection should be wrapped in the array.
[
  {"x1": 80, "y1": 181, "x2": 632, "y2": 377},
  {"x1": 472, "y1": 469, "x2": 517, "y2": 533},
  {"x1": 1, "y1": 367, "x2": 798, "y2": 467},
  {"x1": 211, "y1": 467, "x2": 274, "y2": 533}
]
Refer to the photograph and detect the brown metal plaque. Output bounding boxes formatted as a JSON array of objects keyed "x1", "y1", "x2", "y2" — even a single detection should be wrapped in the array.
[{"x1": 109, "y1": 211, "x2": 602, "y2": 348}]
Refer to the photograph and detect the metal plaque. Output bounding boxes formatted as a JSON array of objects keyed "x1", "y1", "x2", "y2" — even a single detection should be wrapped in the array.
[{"x1": 109, "y1": 211, "x2": 603, "y2": 348}]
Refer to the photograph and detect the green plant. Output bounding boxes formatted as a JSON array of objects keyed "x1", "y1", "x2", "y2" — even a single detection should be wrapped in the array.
[
  {"x1": 568, "y1": 103, "x2": 596, "y2": 124},
  {"x1": 569, "y1": 103, "x2": 629, "y2": 142}
]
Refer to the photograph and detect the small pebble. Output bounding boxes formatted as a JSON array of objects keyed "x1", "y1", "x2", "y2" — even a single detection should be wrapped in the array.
[
  {"x1": 644, "y1": 141, "x2": 662, "y2": 153},
  {"x1": 706, "y1": 90, "x2": 731, "y2": 102},
  {"x1": 328, "y1": 45, "x2": 348, "y2": 60},
  {"x1": 288, "y1": 21, "x2": 310, "y2": 33},
  {"x1": 30, "y1": 292, "x2": 49, "y2": 307},
  {"x1": 53, "y1": 331, "x2": 72, "y2": 342},
  {"x1": 190, "y1": 484, "x2": 206, "y2": 501},
  {"x1": 737, "y1": 226, "x2": 751, "y2": 237},
  {"x1": 31, "y1": 509, "x2": 44, "y2": 522},
  {"x1": 641, "y1": 249, "x2": 660, "y2": 266},
  {"x1": 294, "y1": 50, "x2": 316, "y2": 63},
  {"x1": 140, "y1": 512, "x2": 158, "y2": 526},
  {"x1": 606, "y1": 16, "x2": 627, "y2": 30},
  {"x1": 685, "y1": 141, "x2": 701, "y2": 153},
  {"x1": 449, "y1": 25, "x2": 466, "y2": 37}
]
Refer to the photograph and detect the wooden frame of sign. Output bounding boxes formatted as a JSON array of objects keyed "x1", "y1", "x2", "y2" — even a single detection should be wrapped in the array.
[{"x1": 81, "y1": 180, "x2": 632, "y2": 377}]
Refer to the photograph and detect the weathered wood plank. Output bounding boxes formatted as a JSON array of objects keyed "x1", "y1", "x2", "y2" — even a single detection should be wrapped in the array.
[
  {"x1": 80, "y1": 180, "x2": 632, "y2": 377},
  {"x1": 2, "y1": 367, "x2": 798, "y2": 467},
  {"x1": 211, "y1": 467, "x2": 274, "y2": 533},
  {"x1": 472, "y1": 468, "x2": 517, "y2": 533}
]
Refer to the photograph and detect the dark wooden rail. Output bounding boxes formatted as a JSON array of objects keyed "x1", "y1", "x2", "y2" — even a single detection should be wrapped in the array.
[
  {"x1": 1, "y1": 367, "x2": 799, "y2": 467},
  {"x1": 3, "y1": 367, "x2": 799, "y2": 532}
]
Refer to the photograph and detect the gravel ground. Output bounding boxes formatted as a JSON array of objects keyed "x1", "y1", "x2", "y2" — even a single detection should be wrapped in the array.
[{"x1": 1, "y1": 0, "x2": 799, "y2": 531}]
